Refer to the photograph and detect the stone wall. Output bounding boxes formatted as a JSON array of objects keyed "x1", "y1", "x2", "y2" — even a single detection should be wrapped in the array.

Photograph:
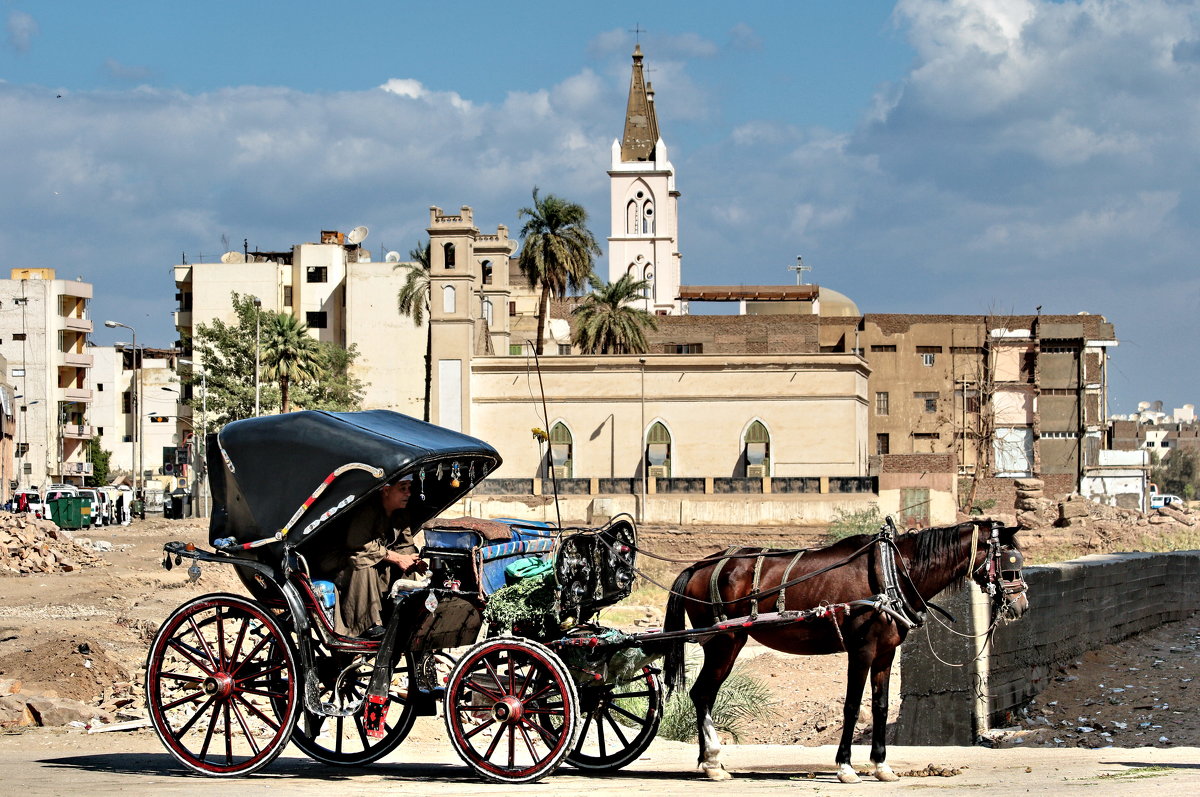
[{"x1": 895, "y1": 551, "x2": 1200, "y2": 745}]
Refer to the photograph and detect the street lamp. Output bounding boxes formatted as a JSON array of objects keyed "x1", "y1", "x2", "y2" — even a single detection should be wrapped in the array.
[
  {"x1": 639, "y1": 357, "x2": 647, "y2": 523},
  {"x1": 252, "y1": 297, "x2": 262, "y2": 417},
  {"x1": 104, "y1": 321, "x2": 139, "y2": 497},
  {"x1": 178, "y1": 359, "x2": 208, "y2": 516}
]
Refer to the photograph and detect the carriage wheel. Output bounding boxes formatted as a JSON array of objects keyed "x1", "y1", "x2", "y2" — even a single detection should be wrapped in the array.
[
  {"x1": 444, "y1": 637, "x2": 579, "y2": 784},
  {"x1": 145, "y1": 593, "x2": 298, "y2": 776},
  {"x1": 289, "y1": 640, "x2": 418, "y2": 767},
  {"x1": 567, "y1": 666, "x2": 663, "y2": 771}
]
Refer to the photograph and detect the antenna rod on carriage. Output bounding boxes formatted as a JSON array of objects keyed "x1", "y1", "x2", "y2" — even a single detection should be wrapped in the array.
[{"x1": 528, "y1": 342, "x2": 563, "y2": 532}]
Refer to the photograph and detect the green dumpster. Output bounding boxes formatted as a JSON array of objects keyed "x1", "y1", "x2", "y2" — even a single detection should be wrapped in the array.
[{"x1": 49, "y1": 496, "x2": 90, "y2": 530}]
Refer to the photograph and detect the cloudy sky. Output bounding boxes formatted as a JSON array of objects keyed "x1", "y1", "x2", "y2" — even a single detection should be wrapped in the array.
[{"x1": 1, "y1": 0, "x2": 1197, "y2": 415}]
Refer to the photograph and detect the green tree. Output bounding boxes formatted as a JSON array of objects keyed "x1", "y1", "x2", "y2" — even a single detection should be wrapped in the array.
[
  {"x1": 517, "y1": 188, "x2": 601, "y2": 355},
  {"x1": 85, "y1": 437, "x2": 111, "y2": 487},
  {"x1": 1159, "y1": 449, "x2": 1199, "y2": 500},
  {"x1": 396, "y1": 241, "x2": 433, "y2": 420},
  {"x1": 291, "y1": 341, "x2": 367, "y2": 411},
  {"x1": 261, "y1": 312, "x2": 324, "y2": 413},
  {"x1": 571, "y1": 273, "x2": 658, "y2": 354}
]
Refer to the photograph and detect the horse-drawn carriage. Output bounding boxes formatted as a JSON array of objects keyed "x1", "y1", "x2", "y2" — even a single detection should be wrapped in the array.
[{"x1": 148, "y1": 410, "x2": 1029, "y2": 784}]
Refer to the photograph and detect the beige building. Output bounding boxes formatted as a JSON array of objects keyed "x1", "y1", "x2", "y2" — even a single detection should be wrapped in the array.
[{"x1": 0, "y1": 269, "x2": 94, "y2": 491}]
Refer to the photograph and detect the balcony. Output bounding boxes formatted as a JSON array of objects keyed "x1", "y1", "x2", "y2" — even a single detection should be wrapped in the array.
[
  {"x1": 62, "y1": 424, "x2": 94, "y2": 440},
  {"x1": 61, "y1": 388, "x2": 94, "y2": 403},
  {"x1": 59, "y1": 461, "x2": 94, "y2": 476},
  {"x1": 61, "y1": 316, "x2": 93, "y2": 333},
  {"x1": 59, "y1": 351, "x2": 94, "y2": 368}
]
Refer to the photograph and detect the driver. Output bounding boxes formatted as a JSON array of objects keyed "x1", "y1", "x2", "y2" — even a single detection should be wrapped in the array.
[{"x1": 316, "y1": 474, "x2": 427, "y2": 638}]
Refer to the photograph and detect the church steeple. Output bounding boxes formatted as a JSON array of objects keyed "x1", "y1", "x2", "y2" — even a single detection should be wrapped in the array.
[{"x1": 620, "y1": 45, "x2": 660, "y2": 162}]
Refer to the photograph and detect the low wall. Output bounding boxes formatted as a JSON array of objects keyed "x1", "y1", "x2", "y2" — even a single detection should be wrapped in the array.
[
  {"x1": 453, "y1": 493, "x2": 883, "y2": 526},
  {"x1": 895, "y1": 551, "x2": 1200, "y2": 744}
]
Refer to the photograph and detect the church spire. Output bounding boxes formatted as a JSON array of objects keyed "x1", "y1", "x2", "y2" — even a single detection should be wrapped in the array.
[{"x1": 620, "y1": 44, "x2": 660, "y2": 162}]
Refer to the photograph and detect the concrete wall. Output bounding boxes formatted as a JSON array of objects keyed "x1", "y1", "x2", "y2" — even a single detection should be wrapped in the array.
[{"x1": 896, "y1": 551, "x2": 1200, "y2": 745}]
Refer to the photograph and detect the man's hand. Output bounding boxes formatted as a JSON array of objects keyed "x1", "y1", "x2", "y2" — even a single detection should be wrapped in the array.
[{"x1": 387, "y1": 551, "x2": 428, "y2": 574}]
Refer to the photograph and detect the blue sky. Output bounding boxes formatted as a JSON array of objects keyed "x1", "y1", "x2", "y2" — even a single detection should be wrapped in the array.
[{"x1": 2, "y1": 0, "x2": 1198, "y2": 415}]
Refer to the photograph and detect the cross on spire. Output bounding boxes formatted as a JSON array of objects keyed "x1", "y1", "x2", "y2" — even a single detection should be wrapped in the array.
[
  {"x1": 629, "y1": 23, "x2": 646, "y2": 43},
  {"x1": 789, "y1": 256, "x2": 812, "y2": 285}
]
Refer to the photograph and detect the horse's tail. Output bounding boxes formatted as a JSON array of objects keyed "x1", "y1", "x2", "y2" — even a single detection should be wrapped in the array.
[{"x1": 661, "y1": 566, "x2": 697, "y2": 694}]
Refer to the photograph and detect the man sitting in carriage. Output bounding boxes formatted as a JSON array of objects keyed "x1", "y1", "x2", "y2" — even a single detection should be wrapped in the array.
[{"x1": 314, "y1": 473, "x2": 428, "y2": 638}]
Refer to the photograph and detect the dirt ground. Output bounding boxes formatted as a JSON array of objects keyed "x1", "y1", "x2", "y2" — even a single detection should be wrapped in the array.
[{"x1": 0, "y1": 511, "x2": 1196, "y2": 754}]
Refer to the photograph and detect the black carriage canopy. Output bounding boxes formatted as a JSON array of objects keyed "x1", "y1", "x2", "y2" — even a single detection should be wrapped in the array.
[{"x1": 206, "y1": 410, "x2": 501, "y2": 550}]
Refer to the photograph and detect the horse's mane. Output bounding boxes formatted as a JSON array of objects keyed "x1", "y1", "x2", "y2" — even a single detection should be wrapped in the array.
[{"x1": 910, "y1": 522, "x2": 974, "y2": 584}]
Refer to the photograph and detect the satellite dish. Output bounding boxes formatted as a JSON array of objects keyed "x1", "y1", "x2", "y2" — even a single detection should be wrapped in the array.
[
  {"x1": 347, "y1": 225, "x2": 369, "y2": 245},
  {"x1": 385, "y1": 250, "x2": 401, "y2": 263},
  {"x1": 220, "y1": 251, "x2": 245, "y2": 264}
]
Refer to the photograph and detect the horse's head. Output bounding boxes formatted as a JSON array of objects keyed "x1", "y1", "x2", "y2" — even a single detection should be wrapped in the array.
[{"x1": 970, "y1": 522, "x2": 1029, "y2": 620}]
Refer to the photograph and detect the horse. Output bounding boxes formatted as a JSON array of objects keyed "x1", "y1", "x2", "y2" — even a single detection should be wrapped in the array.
[{"x1": 661, "y1": 518, "x2": 1029, "y2": 783}]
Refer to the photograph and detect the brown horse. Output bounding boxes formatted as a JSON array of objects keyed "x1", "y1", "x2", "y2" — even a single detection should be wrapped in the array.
[{"x1": 662, "y1": 519, "x2": 1028, "y2": 783}]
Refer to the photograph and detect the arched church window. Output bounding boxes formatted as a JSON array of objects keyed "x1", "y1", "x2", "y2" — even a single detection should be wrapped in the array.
[
  {"x1": 743, "y1": 420, "x2": 771, "y2": 477},
  {"x1": 481, "y1": 259, "x2": 493, "y2": 285},
  {"x1": 642, "y1": 200, "x2": 655, "y2": 234},
  {"x1": 646, "y1": 421, "x2": 672, "y2": 478},
  {"x1": 642, "y1": 266, "x2": 654, "y2": 299},
  {"x1": 549, "y1": 422, "x2": 573, "y2": 478},
  {"x1": 443, "y1": 242, "x2": 456, "y2": 269},
  {"x1": 626, "y1": 200, "x2": 639, "y2": 235},
  {"x1": 442, "y1": 285, "x2": 456, "y2": 314},
  {"x1": 481, "y1": 297, "x2": 493, "y2": 326}
]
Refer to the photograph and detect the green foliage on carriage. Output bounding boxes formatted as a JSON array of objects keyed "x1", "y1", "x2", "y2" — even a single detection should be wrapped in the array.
[{"x1": 483, "y1": 572, "x2": 559, "y2": 638}]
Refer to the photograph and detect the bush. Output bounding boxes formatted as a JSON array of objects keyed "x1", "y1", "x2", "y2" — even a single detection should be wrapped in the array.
[
  {"x1": 657, "y1": 652, "x2": 776, "y2": 743},
  {"x1": 826, "y1": 505, "x2": 884, "y2": 542}
]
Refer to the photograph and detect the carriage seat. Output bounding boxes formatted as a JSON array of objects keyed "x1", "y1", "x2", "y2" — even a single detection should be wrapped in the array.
[
  {"x1": 421, "y1": 517, "x2": 556, "y2": 596},
  {"x1": 423, "y1": 516, "x2": 515, "y2": 545}
]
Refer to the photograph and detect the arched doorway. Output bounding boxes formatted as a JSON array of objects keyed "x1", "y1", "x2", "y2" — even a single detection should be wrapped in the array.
[
  {"x1": 646, "y1": 422, "x2": 671, "y2": 478},
  {"x1": 743, "y1": 420, "x2": 770, "y2": 477},
  {"x1": 549, "y1": 422, "x2": 573, "y2": 478}
]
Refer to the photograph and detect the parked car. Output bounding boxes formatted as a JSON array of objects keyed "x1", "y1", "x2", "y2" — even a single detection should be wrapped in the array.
[
  {"x1": 13, "y1": 489, "x2": 47, "y2": 519},
  {"x1": 1150, "y1": 493, "x2": 1184, "y2": 509}
]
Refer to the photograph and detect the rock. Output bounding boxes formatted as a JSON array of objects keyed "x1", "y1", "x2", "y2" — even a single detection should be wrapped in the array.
[
  {"x1": 1014, "y1": 478, "x2": 1044, "y2": 491},
  {"x1": 22, "y1": 696, "x2": 105, "y2": 727},
  {"x1": 1059, "y1": 500, "x2": 1090, "y2": 521},
  {"x1": 0, "y1": 695, "x2": 34, "y2": 726},
  {"x1": 1017, "y1": 511, "x2": 1043, "y2": 529},
  {"x1": 1016, "y1": 489, "x2": 1045, "y2": 500}
]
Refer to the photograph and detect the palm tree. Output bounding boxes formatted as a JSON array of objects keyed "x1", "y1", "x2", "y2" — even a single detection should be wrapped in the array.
[
  {"x1": 260, "y1": 312, "x2": 324, "y2": 413},
  {"x1": 517, "y1": 188, "x2": 601, "y2": 355},
  {"x1": 396, "y1": 241, "x2": 433, "y2": 421},
  {"x1": 572, "y1": 273, "x2": 658, "y2": 354}
]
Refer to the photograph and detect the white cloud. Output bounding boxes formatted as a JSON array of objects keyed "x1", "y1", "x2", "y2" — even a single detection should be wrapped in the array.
[
  {"x1": 6, "y1": 10, "x2": 37, "y2": 53},
  {"x1": 103, "y1": 58, "x2": 153, "y2": 83}
]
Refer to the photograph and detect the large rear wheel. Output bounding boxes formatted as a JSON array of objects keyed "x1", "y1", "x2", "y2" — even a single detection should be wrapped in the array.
[
  {"x1": 145, "y1": 593, "x2": 298, "y2": 776},
  {"x1": 289, "y1": 640, "x2": 418, "y2": 766},
  {"x1": 444, "y1": 637, "x2": 578, "y2": 784}
]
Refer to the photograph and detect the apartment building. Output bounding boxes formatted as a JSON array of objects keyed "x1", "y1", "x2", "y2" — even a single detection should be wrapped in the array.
[{"x1": 0, "y1": 269, "x2": 94, "y2": 490}]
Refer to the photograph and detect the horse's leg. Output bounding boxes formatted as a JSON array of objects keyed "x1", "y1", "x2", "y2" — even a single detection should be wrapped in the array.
[
  {"x1": 835, "y1": 648, "x2": 872, "y2": 784},
  {"x1": 868, "y1": 647, "x2": 900, "y2": 782},
  {"x1": 691, "y1": 632, "x2": 747, "y2": 781}
]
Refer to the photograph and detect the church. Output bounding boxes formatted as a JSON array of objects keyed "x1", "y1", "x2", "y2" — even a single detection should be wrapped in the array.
[{"x1": 174, "y1": 46, "x2": 1119, "y2": 525}]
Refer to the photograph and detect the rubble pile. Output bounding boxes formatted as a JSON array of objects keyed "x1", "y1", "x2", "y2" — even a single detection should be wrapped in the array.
[
  {"x1": 0, "y1": 638, "x2": 133, "y2": 728},
  {"x1": 0, "y1": 512, "x2": 108, "y2": 574}
]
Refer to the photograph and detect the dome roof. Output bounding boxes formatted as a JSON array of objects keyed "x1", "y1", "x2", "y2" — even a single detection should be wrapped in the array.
[{"x1": 819, "y1": 286, "x2": 860, "y2": 317}]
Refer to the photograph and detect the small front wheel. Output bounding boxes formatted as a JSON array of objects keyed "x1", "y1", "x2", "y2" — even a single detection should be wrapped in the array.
[
  {"x1": 444, "y1": 637, "x2": 578, "y2": 784},
  {"x1": 568, "y1": 666, "x2": 663, "y2": 771},
  {"x1": 145, "y1": 593, "x2": 298, "y2": 776}
]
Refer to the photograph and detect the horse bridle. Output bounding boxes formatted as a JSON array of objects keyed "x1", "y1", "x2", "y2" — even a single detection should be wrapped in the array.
[{"x1": 972, "y1": 523, "x2": 1028, "y2": 608}]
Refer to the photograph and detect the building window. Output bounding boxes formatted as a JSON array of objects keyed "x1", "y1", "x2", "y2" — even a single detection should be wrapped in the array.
[
  {"x1": 913, "y1": 432, "x2": 940, "y2": 440},
  {"x1": 645, "y1": 422, "x2": 672, "y2": 478},
  {"x1": 914, "y1": 391, "x2": 938, "y2": 413},
  {"x1": 481, "y1": 260, "x2": 493, "y2": 285},
  {"x1": 917, "y1": 345, "x2": 939, "y2": 367},
  {"x1": 122, "y1": 391, "x2": 132, "y2": 414},
  {"x1": 306, "y1": 311, "x2": 327, "y2": 329},
  {"x1": 306, "y1": 266, "x2": 328, "y2": 283},
  {"x1": 97, "y1": 427, "x2": 104, "y2": 436},
  {"x1": 443, "y1": 242, "x2": 456, "y2": 268},
  {"x1": 13, "y1": 333, "x2": 26, "y2": 342},
  {"x1": 870, "y1": 344, "x2": 897, "y2": 352},
  {"x1": 16, "y1": 443, "x2": 28, "y2": 457},
  {"x1": 509, "y1": 301, "x2": 517, "y2": 317},
  {"x1": 549, "y1": 422, "x2": 573, "y2": 478},
  {"x1": 744, "y1": 421, "x2": 770, "y2": 476},
  {"x1": 666, "y1": 343, "x2": 702, "y2": 354},
  {"x1": 875, "y1": 392, "x2": 889, "y2": 416},
  {"x1": 283, "y1": 286, "x2": 293, "y2": 306},
  {"x1": 12, "y1": 368, "x2": 24, "y2": 377},
  {"x1": 482, "y1": 298, "x2": 493, "y2": 327},
  {"x1": 122, "y1": 435, "x2": 132, "y2": 443},
  {"x1": 876, "y1": 434, "x2": 890, "y2": 455},
  {"x1": 509, "y1": 344, "x2": 524, "y2": 356},
  {"x1": 921, "y1": 353, "x2": 936, "y2": 366},
  {"x1": 955, "y1": 388, "x2": 981, "y2": 414},
  {"x1": 442, "y1": 285, "x2": 456, "y2": 314},
  {"x1": 97, "y1": 383, "x2": 104, "y2": 392},
  {"x1": 557, "y1": 344, "x2": 571, "y2": 355}
]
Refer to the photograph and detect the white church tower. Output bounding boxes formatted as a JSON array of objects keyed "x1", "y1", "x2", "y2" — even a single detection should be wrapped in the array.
[{"x1": 607, "y1": 45, "x2": 682, "y2": 315}]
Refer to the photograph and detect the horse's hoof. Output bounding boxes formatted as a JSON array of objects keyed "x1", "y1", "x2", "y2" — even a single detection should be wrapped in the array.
[
  {"x1": 836, "y1": 764, "x2": 861, "y2": 784},
  {"x1": 702, "y1": 765, "x2": 732, "y2": 781},
  {"x1": 871, "y1": 762, "x2": 900, "y2": 782}
]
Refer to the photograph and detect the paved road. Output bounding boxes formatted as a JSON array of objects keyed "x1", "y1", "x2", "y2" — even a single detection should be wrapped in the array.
[{"x1": 3, "y1": 721, "x2": 1199, "y2": 796}]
